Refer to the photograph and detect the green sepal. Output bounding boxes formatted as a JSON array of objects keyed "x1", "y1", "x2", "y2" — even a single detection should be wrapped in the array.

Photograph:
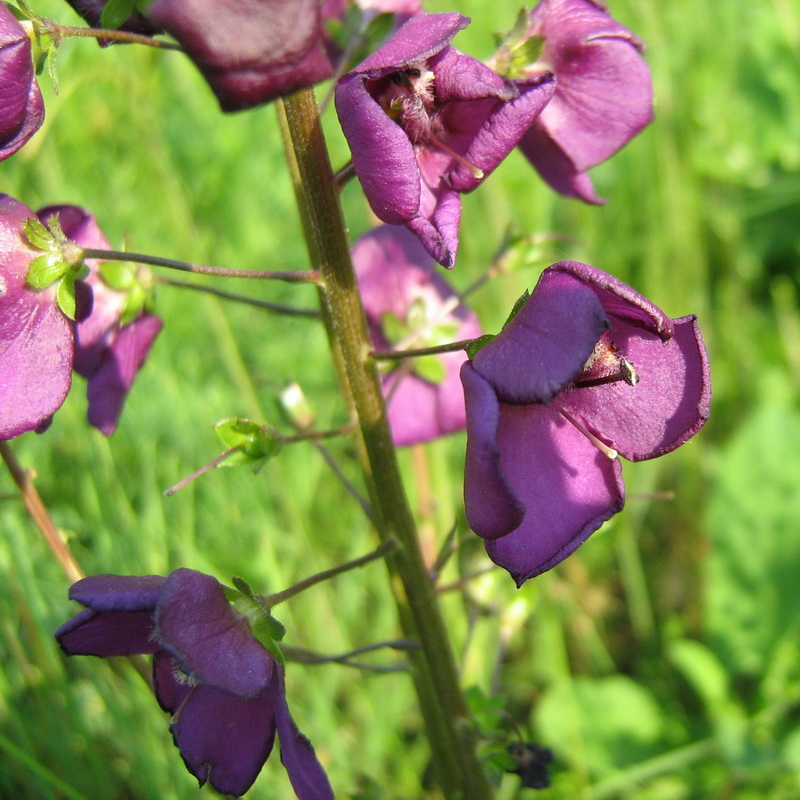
[
  {"x1": 413, "y1": 354, "x2": 446, "y2": 385},
  {"x1": 380, "y1": 311, "x2": 406, "y2": 346},
  {"x1": 214, "y1": 418, "x2": 283, "y2": 473},
  {"x1": 100, "y1": 0, "x2": 134, "y2": 29},
  {"x1": 26, "y1": 253, "x2": 68, "y2": 289},
  {"x1": 23, "y1": 215, "x2": 61, "y2": 250},
  {"x1": 513, "y1": 34, "x2": 544, "y2": 70},
  {"x1": 502, "y1": 289, "x2": 531, "y2": 328},
  {"x1": 100, "y1": 260, "x2": 137, "y2": 291},
  {"x1": 465, "y1": 334, "x2": 496, "y2": 360},
  {"x1": 230, "y1": 581, "x2": 287, "y2": 667},
  {"x1": 57, "y1": 273, "x2": 79, "y2": 319}
]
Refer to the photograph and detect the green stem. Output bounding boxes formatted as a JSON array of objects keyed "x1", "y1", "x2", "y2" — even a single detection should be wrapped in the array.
[
  {"x1": 44, "y1": 21, "x2": 182, "y2": 50},
  {"x1": 80, "y1": 248, "x2": 320, "y2": 283},
  {"x1": 371, "y1": 338, "x2": 474, "y2": 361},
  {"x1": 277, "y1": 88, "x2": 493, "y2": 800}
]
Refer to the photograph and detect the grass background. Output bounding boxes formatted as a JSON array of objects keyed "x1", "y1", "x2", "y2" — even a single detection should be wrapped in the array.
[{"x1": 2, "y1": 0, "x2": 800, "y2": 797}]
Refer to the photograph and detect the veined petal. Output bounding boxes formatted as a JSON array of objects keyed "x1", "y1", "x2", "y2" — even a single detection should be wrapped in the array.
[
  {"x1": 462, "y1": 363, "x2": 525, "y2": 539},
  {"x1": 472, "y1": 267, "x2": 608, "y2": 403},
  {"x1": 155, "y1": 569, "x2": 274, "y2": 699},
  {"x1": 560, "y1": 314, "x2": 711, "y2": 460},
  {"x1": 485, "y1": 401, "x2": 624, "y2": 585}
]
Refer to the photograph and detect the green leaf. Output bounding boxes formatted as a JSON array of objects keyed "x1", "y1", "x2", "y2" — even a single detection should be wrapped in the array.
[
  {"x1": 26, "y1": 254, "x2": 67, "y2": 289},
  {"x1": 57, "y1": 274, "x2": 78, "y2": 319},
  {"x1": 100, "y1": 0, "x2": 135, "y2": 29}
]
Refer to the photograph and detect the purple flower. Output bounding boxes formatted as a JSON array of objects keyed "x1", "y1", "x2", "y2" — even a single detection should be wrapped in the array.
[
  {"x1": 38, "y1": 205, "x2": 162, "y2": 436},
  {"x1": 0, "y1": 4, "x2": 44, "y2": 160},
  {"x1": 146, "y1": 0, "x2": 334, "y2": 112},
  {"x1": 354, "y1": 225, "x2": 481, "y2": 446},
  {"x1": 55, "y1": 569, "x2": 334, "y2": 800},
  {"x1": 0, "y1": 195, "x2": 74, "y2": 440},
  {"x1": 462, "y1": 261, "x2": 710, "y2": 584},
  {"x1": 336, "y1": 12, "x2": 556, "y2": 268},
  {"x1": 513, "y1": 0, "x2": 653, "y2": 203}
]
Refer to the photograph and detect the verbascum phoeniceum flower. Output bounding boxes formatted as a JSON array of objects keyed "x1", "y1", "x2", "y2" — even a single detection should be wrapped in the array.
[
  {"x1": 0, "y1": 196, "x2": 74, "y2": 439},
  {"x1": 56, "y1": 569, "x2": 334, "y2": 800},
  {"x1": 0, "y1": 3, "x2": 44, "y2": 160},
  {"x1": 336, "y1": 12, "x2": 556, "y2": 268},
  {"x1": 462, "y1": 261, "x2": 710, "y2": 585},
  {"x1": 353, "y1": 224, "x2": 481, "y2": 445},
  {"x1": 492, "y1": 0, "x2": 653, "y2": 203},
  {"x1": 38, "y1": 205, "x2": 163, "y2": 436}
]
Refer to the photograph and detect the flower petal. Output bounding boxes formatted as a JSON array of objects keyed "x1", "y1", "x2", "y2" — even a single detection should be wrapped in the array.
[
  {"x1": 55, "y1": 608, "x2": 159, "y2": 656},
  {"x1": 484, "y1": 401, "x2": 625, "y2": 584},
  {"x1": 69, "y1": 574, "x2": 167, "y2": 610},
  {"x1": 85, "y1": 314, "x2": 163, "y2": 436},
  {"x1": 560, "y1": 314, "x2": 711, "y2": 460},
  {"x1": 462, "y1": 363, "x2": 525, "y2": 539},
  {"x1": 472, "y1": 267, "x2": 608, "y2": 404},
  {"x1": 154, "y1": 652, "x2": 278, "y2": 798},
  {"x1": 272, "y1": 668, "x2": 335, "y2": 800},
  {"x1": 155, "y1": 568, "x2": 274, "y2": 698}
]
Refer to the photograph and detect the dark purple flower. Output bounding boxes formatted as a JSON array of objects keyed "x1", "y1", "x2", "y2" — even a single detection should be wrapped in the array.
[
  {"x1": 146, "y1": 0, "x2": 334, "y2": 112},
  {"x1": 336, "y1": 12, "x2": 556, "y2": 268},
  {"x1": 55, "y1": 568, "x2": 334, "y2": 800},
  {"x1": 462, "y1": 261, "x2": 710, "y2": 584},
  {"x1": 512, "y1": 0, "x2": 653, "y2": 203},
  {"x1": 354, "y1": 225, "x2": 481, "y2": 445},
  {"x1": 0, "y1": 4, "x2": 44, "y2": 160},
  {"x1": 38, "y1": 205, "x2": 162, "y2": 436},
  {"x1": 0, "y1": 195, "x2": 74, "y2": 440}
]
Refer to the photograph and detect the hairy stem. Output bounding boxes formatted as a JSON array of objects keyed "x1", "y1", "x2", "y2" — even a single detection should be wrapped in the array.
[{"x1": 277, "y1": 88, "x2": 492, "y2": 800}]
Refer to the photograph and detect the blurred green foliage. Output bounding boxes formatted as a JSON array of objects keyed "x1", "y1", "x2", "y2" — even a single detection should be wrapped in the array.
[{"x1": 1, "y1": 0, "x2": 799, "y2": 797}]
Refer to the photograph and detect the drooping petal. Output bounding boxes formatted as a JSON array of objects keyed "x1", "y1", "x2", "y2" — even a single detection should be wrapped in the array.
[
  {"x1": 155, "y1": 568, "x2": 274, "y2": 699},
  {"x1": 272, "y1": 668, "x2": 335, "y2": 800},
  {"x1": 147, "y1": 0, "x2": 334, "y2": 111},
  {"x1": 462, "y1": 363, "x2": 525, "y2": 539},
  {"x1": 484, "y1": 400, "x2": 625, "y2": 585},
  {"x1": 560, "y1": 314, "x2": 711, "y2": 460},
  {"x1": 154, "y1": 652, "x2": 278, "y2": 798},
  {"x1": 0, "y1": 7, "x2": 44, "y2": 160},
  {"x1": 406, "y1": 178, "x2": 461, "y2": 267},
  {"x1": 69, "y1": 573, "x2": 167, "y2": 610},
  {"x1": 85, "y1": 314, "x2": 163, "y2": 436},
  {"x1": 472, "y1": 267, "x2": 608, "y2": 404},
  {"x1": 528, "y1": 0, "x2": 653, "y2": 172},
  {"x1": 55, "y1": 608, "x2": 159, "y2": 656},
  {"x1": 0, "y1": 196, "x2": 74, "y2": 439}
]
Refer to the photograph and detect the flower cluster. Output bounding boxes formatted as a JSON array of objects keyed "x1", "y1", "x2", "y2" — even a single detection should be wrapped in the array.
[
  {"x1": 462, "y1": 262, "x2": 710, "y2": 584},
  {"x1": 56, "y1": 569, "x2": 333, "y2": 799},
  {"x1": 0, "y1": 195, "x2": 161, "y2": 440}
]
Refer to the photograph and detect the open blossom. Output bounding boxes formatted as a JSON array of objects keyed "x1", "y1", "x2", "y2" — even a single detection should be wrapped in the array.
[
  {"x1": 462, "y1": 261, "x2": 710, "y2": 584},
  {"x1": 38, "y1": 205, "x2": 162, "y2": 436},
  {"x1": 146, "y1": 0, "x2": 334, "y2": 111},
  {"x1": 0, "y1": 196, "x2": 74, "y2": 440},
  {"x1": 336, "y1": 12, "x2": 555, "y2": 268},
  {"x1": 0, "y1": 4, "x2": 44, "y2": 160},
  {"x1": 56, "y1": 569, "x2": 334, "y2": 800},
  {"x1": 513, "y1": 0, "x2": 653, "y2": 203},
  {"x1": 354, "y1": 225, "x2": 480, "y2": 445}
]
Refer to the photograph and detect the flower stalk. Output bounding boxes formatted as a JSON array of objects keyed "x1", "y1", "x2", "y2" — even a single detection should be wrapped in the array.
[{"x1": 277, "y1": 87, "x2": 493, "y2": 799}]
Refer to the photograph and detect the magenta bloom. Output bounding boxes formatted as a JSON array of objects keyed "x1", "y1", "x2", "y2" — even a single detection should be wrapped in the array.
[
  {"x1": 515, "y1": 0, "x2": 653, "y2": 203},
  {"x1": 336, "y1": 13, "x2": 555, "y2": 267},
  {"x1": 147, "y1": 0, "x2": 334, "y2": 111},
  {"x1": 38, "y1": 205, "x2": 162, "y2": 436},
  {"x1": 56, "y1": 569, "x2": 334, "y2": 800},
  {"x1": 0, "y1": 196, "x2": 74, "y2": 439},
  {"x1": 0, "y1": 4, "x2": 44, "y2": 160},
  {"x1": 462, "y1": 261, "x2": 710, "y2": 584},
  {"x1": 354, "y1": 225, "x2": 480, "y2": 446}
]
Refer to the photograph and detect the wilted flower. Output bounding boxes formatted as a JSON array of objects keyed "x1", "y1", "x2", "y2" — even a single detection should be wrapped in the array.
[
  {"x1": 38, "y1": 205, "x2": 162, "y2": 436},
  {"x1": 336, "y1": 12, "x2": 555, "y2": 267},
  {"x1": 354, "y1": 225, "x2": 480, "y2": 445},
  {"x1": 0, "y1": 195, "x2": 74, "y2": 440},
  {"x1": 504, "y1": 0, "x2": 653, "y2": 203},
  {"x1": 146, "y1": 0, "x2": 334, "y2": 111},
  {"x1": 462, "y1": 261, "x2": 710, "y2": 584},
  {"x1": 55, "y1": 569, "x2": 334, "y2": 800},
  {"x1": 0, "y1": 4, "x2": 44, "y2": 160}
]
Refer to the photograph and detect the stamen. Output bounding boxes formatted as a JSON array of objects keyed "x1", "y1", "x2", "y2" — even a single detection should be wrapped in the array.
[
  {"x1": 559, "y1": 409, "x2": 617, "y2": 460},
  {"x1": 170, "y1": 683, "x2": 199, "y2": 725},
  {"x1": 428, "y1": 133, "x2": 485, "y2": 180}
]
